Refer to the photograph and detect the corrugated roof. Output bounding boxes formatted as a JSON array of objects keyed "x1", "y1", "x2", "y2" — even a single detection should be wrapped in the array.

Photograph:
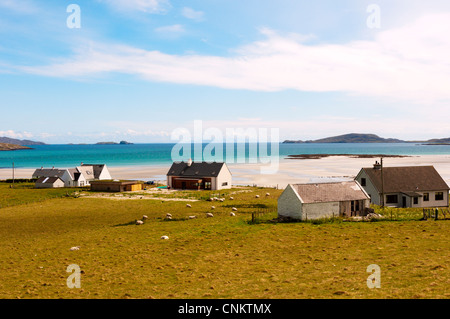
[
  {"x1": 292, "y1": 181, "x2": 369, "y2": 204},
  {"x1": 167, "y1": 162, "x2": 227, "y2": 177},
  {"x1": 363, "y1": 166, "x2": 449, "y2": 193}
]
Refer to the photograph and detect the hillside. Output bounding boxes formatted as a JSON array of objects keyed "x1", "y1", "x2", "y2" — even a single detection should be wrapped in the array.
[
  {"x1": 283, "y1": 133, "x2": 406, "y2": 144},
  {"x1": 0, "y1": 143, "x2": 32, "y2": 151},
  {"x1": 0, "y1": 136, "x2": 45, "y2": 146}
]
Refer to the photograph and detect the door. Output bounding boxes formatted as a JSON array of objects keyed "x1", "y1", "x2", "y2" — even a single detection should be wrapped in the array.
[
  {"x1": 181, "y1": 182, "x2": 186, "y2": 190},
  {"x1": 402, "y1": 196, "x2": 407, "y2": 208}
]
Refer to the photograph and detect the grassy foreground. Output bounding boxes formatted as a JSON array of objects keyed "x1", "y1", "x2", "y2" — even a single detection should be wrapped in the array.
[{"x1": 0, "y1": 183, "x2": 449, "y2": 299}]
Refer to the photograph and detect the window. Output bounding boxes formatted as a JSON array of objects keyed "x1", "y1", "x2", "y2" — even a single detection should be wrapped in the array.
[
  {"x1": 386, "y1": 195, "x2": 398, "y2": 204},
  {"x1": 423, "y1": 193, "x2": 429, "y2": 201},
  {"x1": 413, "y1": 197, "x2": 418, "y2": 205},
  {"x1": 222, "y1": 182, "x2": 228, "y2": 186},
  {"x1": 361, "y1": 178, "x2": 366, "y2": 186},
  {"x1": 435, "y1": 192, "x2": 444, "y2": 201}
]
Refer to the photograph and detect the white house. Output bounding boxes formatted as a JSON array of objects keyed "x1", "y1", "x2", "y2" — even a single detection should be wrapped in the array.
[
  {"x1": 278, "y1": 181, "x2": 370, "y2": 220},
  {"x1": 167, "y1": 160, "x2": 232, "y2": 190},
  {"x1": 35, "y1": 176, "x2": 65, "y2": 189},
  {"x1": 33, "y1": 164, "x2": 112, "y2": 188},
  {"x1": 355, "y1": 163, "x2": 450, "y2": 208}
]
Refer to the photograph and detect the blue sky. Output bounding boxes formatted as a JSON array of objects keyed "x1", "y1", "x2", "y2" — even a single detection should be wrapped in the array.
[{"x1": 1, "y1": 0, "x2": 450, "y2": 143}]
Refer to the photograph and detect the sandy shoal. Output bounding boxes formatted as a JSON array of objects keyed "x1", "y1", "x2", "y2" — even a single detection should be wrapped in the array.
[{"x1": 2, "y1": 155, "x2": 450, "y2": 189}]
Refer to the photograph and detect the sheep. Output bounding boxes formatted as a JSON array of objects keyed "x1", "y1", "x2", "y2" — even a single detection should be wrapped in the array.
[
  {"x1": 188, "y1": 216, "x2": 197, "y2": 219},
  {"x1": 165, "y1": 216, "x2": 172, "y2": 220},
  {"x1": 219, "y1": 198, "x2": 225, "y2": 202},
  {"x1": 255, "y1": 195, "x2": 260, "y2": 198},
  {"x1": 142, "y1": 215, "x2": 148, "y2": 220},
  {"x1": 166, "y1": 213, "x2": 172, "y2": 218},
  {"x1": 70, "y1": 246, "x2": 80, "y2": 251},
  {"x1": 230, "y1": 212, "x2": 236, "y2": 217},
  {"x1": 232, "y1": 207, "x2": 238, "y2": 211},
  {"x1": 186, "y1": 204, "x2": 192, "y2": 208},
  {"x1": 136, "y1": 220, "x2": 144, "y2": 225},
  {"x1": 266, "y1": 193, "x2": 270, "y2": 196},
  {"x1": 211, "y1": 206, "x2": 216, "y2": 210},
  {"x1": 229, "y1": 197, "x2": 234, "y2": 200},
  {"x1": 206, "y1": 213, "x2": 214, "y2": 218},
  {"x1": 161, "y1": 236, "x2": 169, "y2": 240}
]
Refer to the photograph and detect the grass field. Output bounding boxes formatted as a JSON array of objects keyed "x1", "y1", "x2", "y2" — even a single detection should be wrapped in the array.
[{"x1": 0, "y1": 182, "x2": 449, "y2": 299}]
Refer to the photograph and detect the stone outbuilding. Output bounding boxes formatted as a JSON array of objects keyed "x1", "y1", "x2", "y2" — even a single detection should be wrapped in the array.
[{"x1": 278, "y1": 181, "x2": 370, "y2": 220}]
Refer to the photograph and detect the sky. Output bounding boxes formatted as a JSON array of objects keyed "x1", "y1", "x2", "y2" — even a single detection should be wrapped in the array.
[{"x1": 1, "y1": 0, "x2": 450, "y2": 144}]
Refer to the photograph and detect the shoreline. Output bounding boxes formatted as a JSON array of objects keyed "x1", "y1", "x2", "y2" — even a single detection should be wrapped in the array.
[{"x1": 1, "y1": 155, "x2": 450, "y2": 189}]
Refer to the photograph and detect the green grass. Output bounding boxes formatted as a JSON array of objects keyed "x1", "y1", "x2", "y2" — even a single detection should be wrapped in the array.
[
  {"x1": 0, "y1": 183, "x2": 449, "y2": 299},
  {"x1": 0, "y1": 182, "x2": 82, "y2": 209}
]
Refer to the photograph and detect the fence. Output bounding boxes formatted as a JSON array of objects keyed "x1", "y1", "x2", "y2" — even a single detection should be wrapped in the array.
[
  {"x1": 250, "y1": 207, "x2": 277, "y2": 223},
  {"x1": 422, "y1": 208, "x2": 450, "y2": 220}
]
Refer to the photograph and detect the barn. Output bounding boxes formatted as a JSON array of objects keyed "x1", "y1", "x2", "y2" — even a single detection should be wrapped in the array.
[
  {"x1": 89, "y1": 180, "x2": 143, "y2": 192},
  {"x1": 278, "y1": 181, "x2": 370, "y2": 220}
]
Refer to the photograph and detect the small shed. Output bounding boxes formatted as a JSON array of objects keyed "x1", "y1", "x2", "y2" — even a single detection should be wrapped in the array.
[
  {"x1": 35, "y1": 176, "x2": 65, "y2": 189},
  {"x1": 89, "y1": 180, "x2": 144, "y2": 192},
  {"x1": 278, "y1": 181, "x2": 370, "y2": 220}
]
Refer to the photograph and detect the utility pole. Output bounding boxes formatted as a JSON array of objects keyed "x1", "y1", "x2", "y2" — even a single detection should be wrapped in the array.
[
  {"x1": 380, "y1": 157, "x2": 384, "y2": 208},
  {"x1": 12, "y1": 162, "x2": 15, "y2": 188}
]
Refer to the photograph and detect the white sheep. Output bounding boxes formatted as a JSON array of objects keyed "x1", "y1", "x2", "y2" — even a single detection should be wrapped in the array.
[
  {"x1": 219, "y1": 198, "x2": 225, "y2": 202},
  {"x1": 186, "y1": 204, "x2": 192, "y2": 208},
  {"x1": 229, "y1": 197, "x2": 234, "y2": 200},
  {"x1": 211, "y1": 206, "x2": 216, "y2": 210},
  {"x1": 161, "y1": 236, "x2": 169, "y2": 240},
  {"x1": 206, "y1": 213, "x2": 214, "y2": 218},
  {"x1": 188, "y1": 216, "x2": 197, "y2": 219},
  {"x1": 266, "y1": 193, "x2": 270, "y2": 196},
  {"x1": 232, "y1": 207, "x2": 238, "y2": 211},
  {"x1": 136, "y1": 220, "x2": 144, "y2": 225},
  {"x1": 165, "y1": 216, "x2": 172, "y2": 220},
  {"x1": 142, "y1": 215, "x2": 148, "y2": 220},
  {"x1": 230, "y1": 212, "x2": 236, "y2": 217},
  {"x1": 70, "y1": 246, "x2": 80, "y2": 251},
  {"x1": 166, "y1": 213, "x2": 172, "y2": 217},
  {"x1": 255, "y1": 195, "x2": 260, "y2": 198}
]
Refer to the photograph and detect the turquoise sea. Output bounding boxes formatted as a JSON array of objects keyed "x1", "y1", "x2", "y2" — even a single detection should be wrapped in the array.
[{"x1": 1, "y1": 143, "x2": 450, "y2": 169}]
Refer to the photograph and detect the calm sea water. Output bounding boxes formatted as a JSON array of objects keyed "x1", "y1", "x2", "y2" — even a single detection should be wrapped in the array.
[{"x1": 1, "y1": 143, "x2": 450, "y2": 169}]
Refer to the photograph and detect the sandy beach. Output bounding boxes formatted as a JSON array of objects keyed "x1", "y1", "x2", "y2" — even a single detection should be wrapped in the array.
[{"x1": 2, "y1": 155, "x2": 450, "y2": 189}]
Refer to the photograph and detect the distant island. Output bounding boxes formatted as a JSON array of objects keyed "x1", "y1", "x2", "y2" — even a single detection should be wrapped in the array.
[
  {"x1": 0, "y1": 136, "x2": 45, "y2": 146},
  {"x1": 0, "y1": 143, "x2": 32, "y2": 151},
  {"x1": 96, "y1": 141, "x2": 134, "y2": 145},
  {"x1": 283, "y1": 133, "x2": 450, "y2": 144}
]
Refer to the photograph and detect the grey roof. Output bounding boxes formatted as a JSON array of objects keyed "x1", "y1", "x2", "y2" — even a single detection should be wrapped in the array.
[
  {"x1": 167, "y1": 162, "x2": 227, "y2": 177},
  {"x1": 33, "y1": 169, "x2": 66, "y2": 178},
  {"x1": 362, "y1": 166, "x2": 449, "y2": 193},
  {"x1": 36, "y1": 176, "x2": 63, "y2": 184},
  {"x1": 81, "y1": 164, "x2": 105, "y2": 179},
  {"x1": 292, "y1": 181, "x2": 369, "y2": 204}
]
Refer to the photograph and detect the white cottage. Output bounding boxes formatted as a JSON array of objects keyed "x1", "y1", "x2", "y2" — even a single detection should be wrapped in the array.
[
  {"x1": 278, "y1": 181, "x2": 370, "y2": 220},
  {"x1": 167, "y1": 160, "x2": 232, "y2": 190}
]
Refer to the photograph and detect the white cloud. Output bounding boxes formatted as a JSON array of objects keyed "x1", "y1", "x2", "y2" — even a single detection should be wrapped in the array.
[
  {"x1": 18, "y1": 13, "x2": 450, "y2": 103},
  {"x1": 181, "y1": 7, "x2": 204, "y2": 21},
  {"x1": 0, "y1": 130, "x2": 34, "y2": 139},
  {"x1": 100, "y1": 0, "x2": 171, "y2": 14},
  {"x1": 154, "y1": 24, "x2": 185, "y2": 35}
]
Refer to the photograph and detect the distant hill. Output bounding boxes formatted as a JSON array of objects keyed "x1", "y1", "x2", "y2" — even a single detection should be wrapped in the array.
[
  {"x1": 283, "y1": 133, "x2": 406, "y2": 144},
  {"x1": 96, "y1": 141, "x2": 134, "y2": 145},
  {"x1": 0, "y1": 137, "x2": 45, "y2": 146},
  {"x1": 0, "y1": 143, "x2": 32, "y2": 151}
]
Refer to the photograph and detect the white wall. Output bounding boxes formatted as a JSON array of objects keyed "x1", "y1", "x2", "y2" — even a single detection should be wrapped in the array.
[
  {"x1": 302, "y1": 202, "x2": 340, "y2": 220},
  {"x1": 99, "y1": 165, "x2": 112, "y2": 180},
  {"x1": 277, "y1": 184, "x2": 303, "y2": 219},
  {"x1": 355, "y1": 169, "x2": 381, "y2": 205},
  {"x1": 215, "y1": 165, "x2": 232, "y2": 190}
]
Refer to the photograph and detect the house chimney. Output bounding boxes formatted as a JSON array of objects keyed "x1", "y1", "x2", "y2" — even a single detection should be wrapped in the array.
[
  {"x1": 187, "y1": 158, "x2": 193, "y2": 167},
  {"x1": 373, "y1": 161, "x2": 382, "y2": 170}
]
